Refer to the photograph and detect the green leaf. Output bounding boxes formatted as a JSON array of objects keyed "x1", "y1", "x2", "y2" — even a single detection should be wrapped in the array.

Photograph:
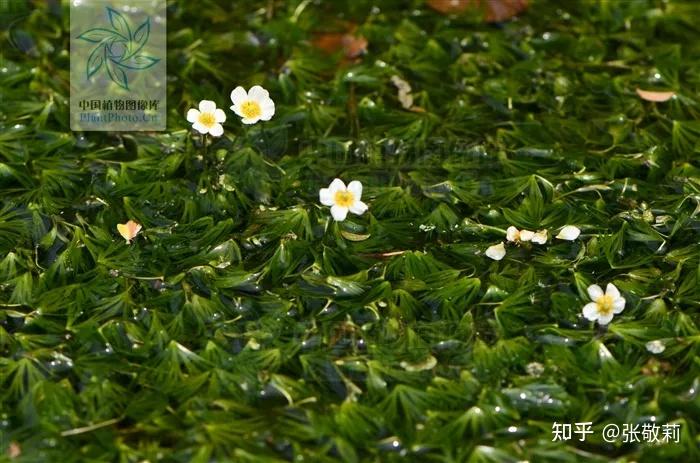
[
  {"x1": 107, "y1": 7, "x2": 131, "y2": 40},
  {"x1": 106, "y1": 54, "x2": 129, "y2": 89},
  {"x1": 127, "y1": 17, "x2": 151, "y2": 58},
  {"x1": 76, "y1": 28, "x2": 121, "y2": 43},
  {"x1": 117, "y1": 54, "x2": 160, "y2": 70},
  {"x1": 86, "y1": 45, "x2": 104, "y2": 79}
]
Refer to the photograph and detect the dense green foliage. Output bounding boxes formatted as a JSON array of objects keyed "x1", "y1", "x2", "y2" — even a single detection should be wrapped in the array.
[{"x1": 2, "y1": 0, "x2": 700, "y2": 461}]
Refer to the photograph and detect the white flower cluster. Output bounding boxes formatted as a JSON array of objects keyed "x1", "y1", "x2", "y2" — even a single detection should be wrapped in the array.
[
  {"x1": 485, "y1": 225, "x2": 581, "y2": 261},
  {"x1": 186, "y1": 85, "x2": 276, "y2": 136}
]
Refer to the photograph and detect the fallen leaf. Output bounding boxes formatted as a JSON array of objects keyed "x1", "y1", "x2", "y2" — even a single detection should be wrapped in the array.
[
  {"x1": 8, "y1": 442, "x2": 21, "y2": 459},
  {"x1": 427, "y1": 0, "x2": 471, "y2": 14},
  {"x1": 484, "y1": 0, "x2": 528, "y2": 22},
  {"x1": 341, "y1": 34, "x2": 368, "y2": 59},
  {"x1": 313, "y1": 24, "x2": 367, "y2": 60},
  {"x1": 427, "y1": 0, "x2": 528, "y2": 22},
  {"x1": 340, "y1": 230, "x2": 371, "y2": 241},
  {"x1": 636, "y1": 88, "x2": 675, "y2": 102}
]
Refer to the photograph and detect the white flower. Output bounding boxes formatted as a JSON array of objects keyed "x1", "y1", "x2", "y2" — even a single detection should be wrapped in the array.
[
  {"x1": 319, "y1": 178, "x2": 368, "y2": 222},
  {"x1": 400, "y1": 355, "x2": 437, "y2": 371},
  {"x1": 230, "y1": 85, "x2": 275, "y2": 124},
  {"x1": 506, "y1": 226, "x2": 532, "y2": 243},
  {"x1": 186, "y1": 100, "x2": 226, "y2": 136},
  {"x1": 645, "y1": 340, "x2": 665, "y2": 354},
  {"x1": 391, "y1": 75, "x2": 414, "y2": 109},
  {"x1": 556, "y1": 225, "x2": 581, "y2": 241},
  {"x1": 485, "y1": 242, "x2": 506, "y2": 261},
  {"x1": 582, "y1": 283, "x2": 626, "y2": 325},
  {"x1": 525, "y1": 362, "x2": 545, "y2": 377},
  {"x1": 532, "y1": 229, "x2": 548, "y2": 244},
  {"x1": 506, "y1": 226, "x2": 547, "y2": 244}
]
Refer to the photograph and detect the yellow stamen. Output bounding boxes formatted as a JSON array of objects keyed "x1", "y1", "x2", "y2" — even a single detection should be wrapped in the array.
[
  {"x1": 596, "y1": 294, "x2": 615, "y2": 316},
  {"x1": 334, "y1": 190, "x2": 355, "y2": 208},
  {"x1": 198, "y1": 112, "x2": 216, "y2": 128},
  {"x1": 241, "y1": 100, "x2": 262, "y2": 119}
]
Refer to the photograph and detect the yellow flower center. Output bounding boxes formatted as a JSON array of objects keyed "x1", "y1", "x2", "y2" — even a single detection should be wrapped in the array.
[
  {"x1": 241, "y1": 100, "x2": 262, "y2": 119},
  {"x1": 596, "y1": 294, "x2": 615, "y2": 316},
  {"x1": 198, "y1": 112, "x2": 216, "y2": 128},
  {"x1": 334, "y1": 190, "x2": 355, "y2": 208}
]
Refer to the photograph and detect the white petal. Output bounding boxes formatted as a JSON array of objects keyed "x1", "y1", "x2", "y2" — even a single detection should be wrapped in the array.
[
  {"x1": 532, "y1": 230, "x2": 548, "y2": 244},
  {"x1": 186, "y1": 108, "x2": 200, "y2": 123},
  {"x1": 587, "y1": 284, "x2": 604, "y2": 301},
  {"x1": 347, "y1": 180, "x2": 363, "y2": 200},
  {"x1": 248, "y1": 85, "x2": 270, "y2": 101},
  {"x1": 214, "y1": 109, "x2": 226, "y2": 123},
  {"x1": 612, "y1": 297, "x2": 625, "y2": 314},
  {"x1": 349, "y1": 200, "x2": 368, "y2": 216},
  {"x1": 582, "y1": 302, "x2": 599, "y2": 321},
  {"x1": 391, "y1": 76, "x2": 411, "y2": 92},
  {"x1": 330, "y1": 205, "x2": 348, "y2": 221},
  {"x1": 230, "y1": 104, "x2": 244, "y2": 117},
  {"x1": 519, "y1": 230, "x2": 535, "y2": 242},
  {"x1": 260, "y1": 100, "x2": 275, "y2": 120},
  {"x1": 398, "y1": 90, "x2": 413, "y2": 109},
  {"x1": 209, "y1": 123, "x2": 224, "y2": 137},
  {"x1": 597, "y1": 313, "x2": 614, "y2": 325},
  {"x1": 230, "y1": 86, "x2": 247, "y2": 105},
  {"x1": 506, "y1": 226, "x2": 519, "y2": 242},
  {"x1": 485, "y1": 242, "x2": 506, "y2": 261},
  {"x1": 327, "y1": 178, "x2": 346, "y2": 195},
  {"x1": 556, "y1": 225, "x2": 581, "y2": 241},
  {"x1": 241, "y1": 116, "x2": 260, "y2": 125},
  {"x1": 319, "y1": 188, "x2": 334, "y2": 206},
  {"x1": 645, "y1": 340, "x2": 665, "y2": 354},
  {"x1": 605, "y1": 283, "x2": 620, "y2": 300},
  {"x1": 199, "y1": 100, "x2": 216, "y2": 113},
  {"x1": 192, "y1": 121, "x2": 208, "y2": 134}
]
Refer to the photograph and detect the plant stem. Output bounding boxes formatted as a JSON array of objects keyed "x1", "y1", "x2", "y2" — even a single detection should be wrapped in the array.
[{"x1": 203, "y1": 133, "x2": 209, "y2": 170}]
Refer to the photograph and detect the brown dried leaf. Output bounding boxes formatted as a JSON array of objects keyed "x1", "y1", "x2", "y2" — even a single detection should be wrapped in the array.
[
  {"x1": 313, "y1": 33, "x2": 345, "y2": 54},
  {"x1": 427, "y1": 0, "x2": 472, "y2": 14},
  {"x1": 313, "y1": 25, "x2": 367, "y2": 60},
  {"x1": 342, "y1": 34, "x2": 368, "y2": 59},
  {"x1": 485, "y1": 0, "x2": 529, "y2": 22},
  {"x1": 636, "y1": 88, "x2": 675, "y2": 102},
  {"x1": 426, "y1": 0, "x2": 528, "y2": 22},
  {"x1": 8, "y1": 442, "x2": 21, "y2": 459}
]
